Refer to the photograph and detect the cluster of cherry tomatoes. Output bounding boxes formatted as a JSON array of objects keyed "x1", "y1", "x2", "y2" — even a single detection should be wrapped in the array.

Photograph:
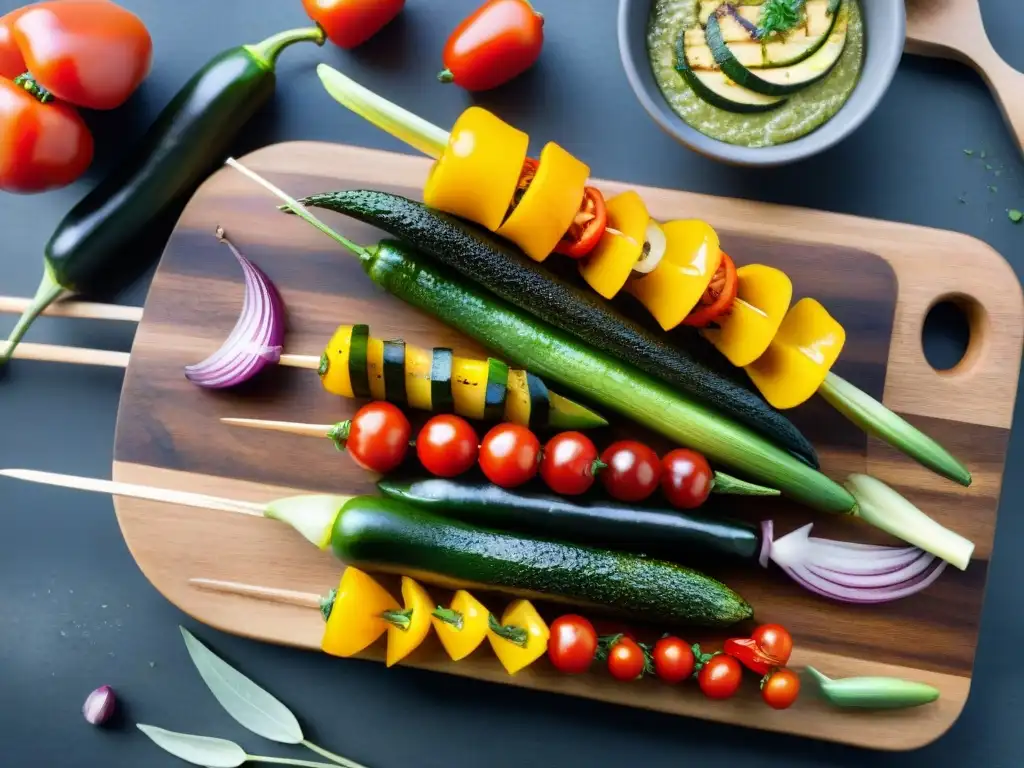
[
  {"x1": 341, "y1": 401, "x2": 717, "y2": 509},
  {"x1": 546, "y1": 616, "x2": 801, "y2": 710}
]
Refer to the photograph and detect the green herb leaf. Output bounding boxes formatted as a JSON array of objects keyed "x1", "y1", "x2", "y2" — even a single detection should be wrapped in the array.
[
  {"x1": 963, "y1": 149, "x2": 974, "y2": 156},
  {"x1": 989, "y1": 185, "x2": 998, "y2": 193},
  {"x1": 1010, "y1": 209, "x2": 1023, "y2": 223},
  {"x1": 137, "y1": 725, "x2": 246, "y2": 767},
  {"x1": 180, "y1": 626, "x2": 304, "y2": 744},
  {"x1": 980, "y1": 150, "x2": 987, "y2": 159},
  {"x1": 985, "y1": 163, "x2": 994, "y2": 170},
  {"x1": 758, "y1": 0, "x2": 805, "y2": 37}
]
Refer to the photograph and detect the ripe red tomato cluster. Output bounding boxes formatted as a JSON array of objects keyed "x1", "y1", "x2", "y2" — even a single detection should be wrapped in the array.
[
  {"x1": 546, "y1": 615, "x2": 800, "y2": 709},
  {"x1": 341, "y1": 402, "x2": 716, "y2": 510}
]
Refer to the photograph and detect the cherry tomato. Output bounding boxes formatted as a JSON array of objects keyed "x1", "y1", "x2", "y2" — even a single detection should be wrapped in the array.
[
  {"x1": 652, "y1": 636, "x2": 694, "y2": 684},
  {"x1": 606, "y1": 636, "x2": 646, "y2": 681},
  {"x1": 0, "y1": 78, "x2": 92, "y2": 193},
  {"x1": 698, "y1": 654, "x2": 743, "y2": 700},
  {"x1": 751, "y1": 624, "x2": 793, "y2": 666},
  {"x1": 416, "y1": 414, "x2": 479, "y2": 478},
  {"x1": 439, "y1": 0, "x2": 544, "y2": 91},
  {"x1": 8, "y1": 1, "x2": 152, "y2": 110},
  {"x1": 599, "y1": 441, "x2": 661, "y2": 502},
  {"x1": 344, "y1": 401, "x2": 411, "y2": 474},
  {"x1": 553, "y1": 188, "x2": 607, "y2": 259},
  {"x1": 548, "y1": 615, "x2": 598, "y2": 675},
  {"x1": 479, "y1": 423, "x2": 540, "y2": 488},
  {"x1": 660, "y1": 449, "x2": 714, "y2": 509},
  {"x1": 761, "y1": 667, "x2": 800, "y2": 710},
  {"x1": 303, "y1": 0, "x2": 405, "y2": 50},
  {"x1": 683, "y1": 252, "x2": 738, "y2": 328},
  {"x1": 540, "y1": 431, "x2": 600, "y2": 496}
]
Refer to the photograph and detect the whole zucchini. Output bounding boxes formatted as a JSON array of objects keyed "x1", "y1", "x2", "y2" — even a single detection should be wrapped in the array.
[
  {"x1": 376, "y1": 477, "x2": 762, "y2": 563},
  {"x1": 294, "y1": 189, "x2": 819, "y2": 468},
  {"x1": 330, "y1": 495, "x2": 754, "y2": 628}
]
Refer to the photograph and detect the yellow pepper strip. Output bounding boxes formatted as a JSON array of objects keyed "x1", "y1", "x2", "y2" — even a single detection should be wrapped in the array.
[
  {"x1": 702, "y1": 264, "x2": 793, "y2": 367},
  {"x1": 487, "y1": 600, "x2": 550, "y2": 676},
  {"x1": 497, "y1": 142, "x2": 590, "y2": 262},
  {"x1": 578, "y1": 191, "x2": 649, "y2": 299},
  {"x1": 627, "y1": 219, "x2": 721, "y2": 331},
  {"x1": 321, "y1": 567, "x2": 399, "y2": 659},
  {"x1": 319, "y1": 325, "x2": 356, "y2": 398},
  {"x1": 384, "y1": 577, "x2": 436, "y2": 668},
  {"x1": 745, "y1": 298, "x2": 846, "y2": 409},
  {"x1": 430, "y1": 589, "x2": 491, "y2": 661},
  {"x1": 422, "y1": 106, "x2": 529, "y2": 232}
]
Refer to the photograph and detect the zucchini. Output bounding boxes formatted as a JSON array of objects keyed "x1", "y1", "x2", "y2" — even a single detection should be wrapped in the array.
[
  {"x1": 382, "y1": 340, "x2": 407, "y2": 406},
  {"x1": 676, "y1": 46, "x2": 787, "y2": 113},
  {"x1": 483, "y1": 358, "x2": 509, "y2": 422},
  {"x1": 294, "y1": 190, "x2": 818, "y2": 468},
  {"x1": 430, "y1": 347, "x2": 455, "y2": 413},
  {"x1": 524, "y1": 373, "x2": 550, "y2": 431},
  {"x1": 356, "y1": 239, "x2": 852, "y2": 513},
  {"x1": 348, "y1": 324, "x2": 371, "y2": 398},
  {"x1": 376, "y1": 477, "x2": 762, "y2": 563},
  {"x1": 705, "y1": 7, "x2": 848, "y2": 97},
  {"x1": 329, "y1": 494, "x2": 754, "y2": 627}
]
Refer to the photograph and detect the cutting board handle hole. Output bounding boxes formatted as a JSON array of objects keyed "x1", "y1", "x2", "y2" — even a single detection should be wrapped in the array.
[{"x1": 921, "y1": 294, "x2": 987, "y2": 376}]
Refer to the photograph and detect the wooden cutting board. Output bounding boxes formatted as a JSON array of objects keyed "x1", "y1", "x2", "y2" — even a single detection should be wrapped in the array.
[
  {"x1": 906, "y1": 0, "x2": 1024, "y2": 147},
  {"x1": 111, "y1": 141, "x2": 1022, "y2": 751}
]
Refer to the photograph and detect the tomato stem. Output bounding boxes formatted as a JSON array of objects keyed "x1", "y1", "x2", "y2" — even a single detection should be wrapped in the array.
[
  {"x1": 437, "y1": 68, "x2": 454, "y2": 84},
  {"x1": 327, "y1": 420, "x2": 351, "y2": 451},
  {"x1": 13, "y1": 73, "x2": 53, "y2": 103}
]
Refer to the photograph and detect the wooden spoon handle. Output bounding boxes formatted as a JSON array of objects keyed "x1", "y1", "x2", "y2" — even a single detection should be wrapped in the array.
[{"x1": 976, "y1": 52, "x2": 1024, "y2": 151}]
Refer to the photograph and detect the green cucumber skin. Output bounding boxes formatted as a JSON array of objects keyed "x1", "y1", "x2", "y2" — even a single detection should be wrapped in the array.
[
  {"x1": 299, "y1": 189, "x2": 818, "y2": 468},
  {"x1": 376, "y1": 477, "x2": 761, "y2": 562},
  {"x1": 363, "y1": 240, "x2": 854, "y2": 515},
  {"x1": 333, "y1": 495, "x2": 754, "y2": 628}
]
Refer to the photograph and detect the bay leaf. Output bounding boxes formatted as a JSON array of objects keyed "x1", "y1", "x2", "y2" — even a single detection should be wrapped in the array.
[{"x1": 137, "y1": 724, "x2": 246, "y2": 767}]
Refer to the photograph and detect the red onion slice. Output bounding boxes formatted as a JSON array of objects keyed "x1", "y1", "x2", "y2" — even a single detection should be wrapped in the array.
[
  {"x1": 761, "y1": 520, "x2": 948, "y2": 603},
  {"x1": 184, "y1": 228, "x2": 285, "y2": 389}
]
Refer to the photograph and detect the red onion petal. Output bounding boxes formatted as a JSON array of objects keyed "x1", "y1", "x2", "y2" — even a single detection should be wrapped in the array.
[
  {"x1": 184, "y1": 234, "x2": 286, "y2": 389},
  {"x1": 764, "y1": 521, "x2": 948, "y2": 603}
]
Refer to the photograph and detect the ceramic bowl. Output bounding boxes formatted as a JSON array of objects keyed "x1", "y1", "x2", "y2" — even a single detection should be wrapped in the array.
[{"x1": 617, "y1": 0, "x2": 906, "y2": 166}]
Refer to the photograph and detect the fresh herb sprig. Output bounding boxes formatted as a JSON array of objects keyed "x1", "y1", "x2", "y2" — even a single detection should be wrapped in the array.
[{"x1": 757, "y1": 0, "x2": 807, "y2": 38}]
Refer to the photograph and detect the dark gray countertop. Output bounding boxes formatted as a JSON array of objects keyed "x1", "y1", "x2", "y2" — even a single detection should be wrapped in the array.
[{"x1": 1, "y1": 1, "x2": 1022, "y2": 766}]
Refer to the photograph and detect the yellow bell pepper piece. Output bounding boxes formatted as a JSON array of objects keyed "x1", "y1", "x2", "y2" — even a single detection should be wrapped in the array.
[
  {"x1": 578, "y1": 191, "x2": 649, "y2": 299},
  {"x1": 745, "y1": 298, "x2": 846, "y2": 409},
  {"x1": 321, "y1": 567, "x2": 399, "y2": 658},
  {"x1": 422, "y1": 106, "x2": 529, "y2": 232},
  {"x1": 320, "y1": 325, "x2": 356, "y2": 398},
  {"x1": 702, "y1": 264, "x2": 793, "y2": 367},
  {"x1": 430, "y1": 589, "x2": 491, "y2": 661},
  {"x1": 487, "y1": 600, "x2": 550, "y2": 676},
  {"x1": 385, "y1": 577, "x2": 435, "y2": 668},
  {"x1": 497, "y1": 142, "x2": 590, "y2": 262},
  {"x1": 626, "y1": 219, "x2": 721, "y2": 331}
]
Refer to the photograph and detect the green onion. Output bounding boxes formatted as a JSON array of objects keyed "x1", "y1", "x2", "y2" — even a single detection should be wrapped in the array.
[
  {"x1": 818, "y1": 372, "x2": 971, "y2": 487},
  {"x1": 805, "y1": 666, "x2": 940, "y2": 709},
  {"x1": 845, "y1": 473, "x2": 974, "y2": 570}
]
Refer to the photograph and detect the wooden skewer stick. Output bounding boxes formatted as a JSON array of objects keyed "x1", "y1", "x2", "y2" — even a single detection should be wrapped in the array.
[
  {"x1": 0, "y1": 468, "x2": 267, "y2": 516},
  {"x1": 4, "y1": 340, "x2": 320, "y2": 370},
  {"x1": 189, "y1": 577, "x2": 321, "y2": 609},
  {"x1": 0, "y1": 295, "x2": 144, "y2": 323},
  {"x1": 221, "y1": 417, "x2": 336, "y2": 439}
]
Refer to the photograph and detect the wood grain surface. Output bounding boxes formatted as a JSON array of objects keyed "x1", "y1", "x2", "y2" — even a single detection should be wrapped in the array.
[
  {"x1": 906, "y1": 0, "x2": 1024, "y2": 149},
  {"x1": 111, "y1": 142, "x2": 1023, "y2": 751}
]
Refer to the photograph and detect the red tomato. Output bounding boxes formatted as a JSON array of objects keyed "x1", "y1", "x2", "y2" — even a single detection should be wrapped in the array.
[
  {"x1": 10, "y1": 1, "x2": 152, "y2": 110},
  {"x1": 540, "y1": 431, "x2": 600, "y2": 496},
  {"x1": 344, "y1": 401, "x2": 411, "y2": 474},
  {"x1": 0, "y1": 77, "x2": 92, "y2": 193},
  {"x1": 553, "y1": 188, "x2": 607, "y2": 259},
  {"x1": 761, "y1": 667, "x2": 800, "y2": 710},
  {"x1": 683, "y1": 252, "x2": 738, "y2": 328},
  {"x1": 547, "y1": 615, "x2": 597, "y2": 675},
  {"x1": 303, "y1": 0, "x2": 405, "y2": 49},
  {"x1": 652, "y1": 636, "x2": 694, "y2": 684},
  {"x1": 479, "y1": 423, "x2": 540, "y2": 488},
  {"x1": 439, "y1": 0, "x2": 544, "y2": 91},
  {"x1": 606, "y1": 637, "x2": 646, "y2": 681},
  {"x1": 415, "y1": 414, "x2": 479, "y2": 478},
  {"x1": 660, "y1": 449, "x2": 714, "y2": 509},
  {"x1": 0, "y1": 12, "x2": 26, "y2": 79},
  {"x1": 751, "y1": 624, "x2": 793, "y2": 666},
  {"x1": 698, "y1": 654, "x2": 743, "y2": 700},
  {"x1": 599, "y1": 441, "x2": 661, "y2": 502}
]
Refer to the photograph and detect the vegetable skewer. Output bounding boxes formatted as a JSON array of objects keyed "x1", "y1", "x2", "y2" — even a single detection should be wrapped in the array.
[
  {"x1": 0, "y1": 468, "x2": 754, "y2": 627},
  {"x1": 312, "y1": 65, "x2": 970, "y2": 488},
  {"x1": 0, "y1": 303, "x2": 604, "y2": 430}
]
